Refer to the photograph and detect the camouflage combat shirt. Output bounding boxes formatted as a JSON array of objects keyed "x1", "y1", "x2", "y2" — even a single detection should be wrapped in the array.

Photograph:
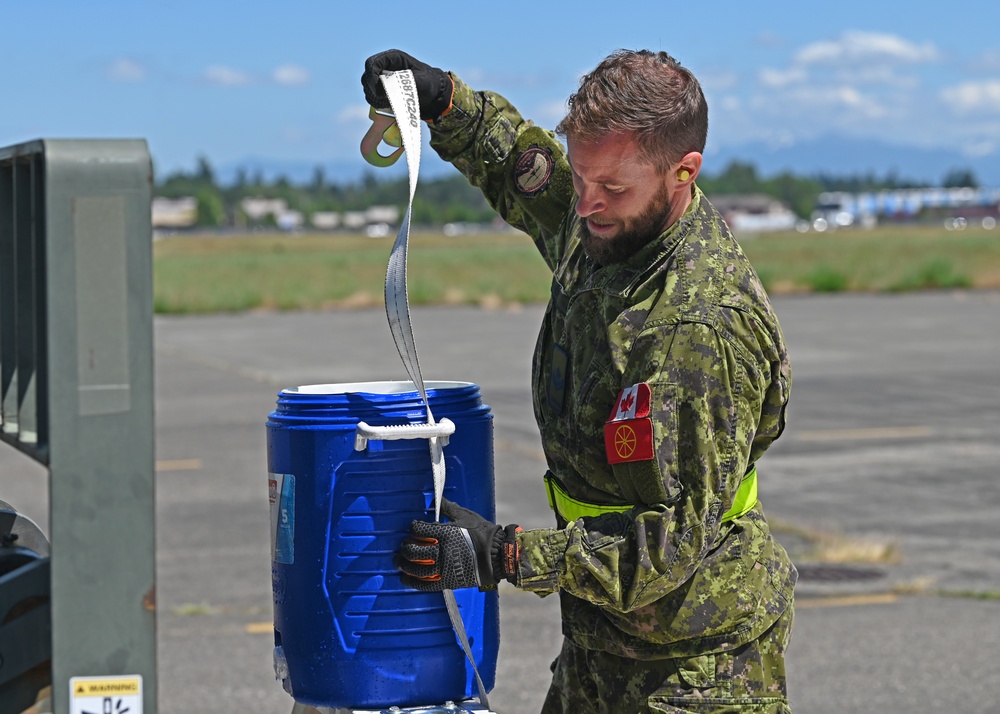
[{"x1": 429, "y1": 76, "x2": 797, "y2": 659}]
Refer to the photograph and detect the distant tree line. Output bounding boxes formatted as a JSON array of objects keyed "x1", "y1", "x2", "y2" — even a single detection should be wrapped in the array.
[{"x1": 155, "y1": 155, "x2": 981, "y2": 228}]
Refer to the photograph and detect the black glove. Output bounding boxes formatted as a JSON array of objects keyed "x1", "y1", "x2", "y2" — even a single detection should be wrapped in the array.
[
  {"x1": 361, "y1": 49, "x2": 454, "y2": 121},
  {"x1": 395, "y1": 499, "x2": 521, "y2": 591}
]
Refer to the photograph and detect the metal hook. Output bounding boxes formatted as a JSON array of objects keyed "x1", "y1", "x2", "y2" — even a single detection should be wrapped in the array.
[{"x1": 360, "y1": 106, "x2": 404, "y2": 167}]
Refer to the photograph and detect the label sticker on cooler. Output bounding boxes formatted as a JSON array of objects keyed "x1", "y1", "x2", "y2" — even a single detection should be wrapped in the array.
[{"x1": 269, "y1": 473, "x2": 295, "y2": 564}]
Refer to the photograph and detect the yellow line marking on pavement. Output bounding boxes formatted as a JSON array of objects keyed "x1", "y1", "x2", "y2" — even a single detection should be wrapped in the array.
[
  {"x1": 246, "y1": 622, "x2": 273, "y2": 634},
  {"x1": 796, "y1": 426, "x2": 931, "y2": 442},
  {"x1": 156, "y1": 458, "x2": 204, "y2": 472},
  {"x1": 797, "y1": 593, "x2": 898, "y2": 609}
]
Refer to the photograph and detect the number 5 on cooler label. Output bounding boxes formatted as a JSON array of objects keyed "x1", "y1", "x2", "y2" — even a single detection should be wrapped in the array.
[{"x1": 268, "y1": 473, "x2": 295, "y2": 564}]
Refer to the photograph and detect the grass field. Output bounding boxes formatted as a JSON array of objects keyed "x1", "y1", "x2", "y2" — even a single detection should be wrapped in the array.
[{"x1": 153, "y1": 225, "x2": 1000, "y2": 313}]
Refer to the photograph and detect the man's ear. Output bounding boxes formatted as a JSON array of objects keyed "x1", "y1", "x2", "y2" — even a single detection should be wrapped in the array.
[{"x1": 676, "y1": 152, "x2": 703, "y2": 184}]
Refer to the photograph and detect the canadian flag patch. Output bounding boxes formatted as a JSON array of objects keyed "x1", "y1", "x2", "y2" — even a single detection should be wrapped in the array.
[{"x1": 604, "y1": 383, "x2": 655, "y2": 464}]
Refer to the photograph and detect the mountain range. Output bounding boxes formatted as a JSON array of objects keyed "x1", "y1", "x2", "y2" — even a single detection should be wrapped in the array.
[
  {"x1": 210, "y1": 135, "x2": 1000, "y2": 189},
  {"x1": 705, "y1": 135, "x2": 999, "y2": 187}
]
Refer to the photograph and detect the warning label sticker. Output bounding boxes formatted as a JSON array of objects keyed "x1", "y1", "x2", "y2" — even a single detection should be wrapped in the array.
[{"x1": 70, "y1": 675, "x2": 142, "y2": 714}]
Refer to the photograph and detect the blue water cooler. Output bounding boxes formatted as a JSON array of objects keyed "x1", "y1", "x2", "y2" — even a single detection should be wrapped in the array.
[{"x1": 266, "y1": 381, "x2": 499, "y2": 709}]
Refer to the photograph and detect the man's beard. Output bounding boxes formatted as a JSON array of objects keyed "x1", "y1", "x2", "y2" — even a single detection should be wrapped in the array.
[{"x1": 580, "y1": 182, "x2": 673, "y2": 266}]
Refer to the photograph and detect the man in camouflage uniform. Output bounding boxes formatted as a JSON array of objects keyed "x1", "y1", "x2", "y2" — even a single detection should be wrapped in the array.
[{"x1": 368, "y1": 48, "x2": 797, "y2": 713}]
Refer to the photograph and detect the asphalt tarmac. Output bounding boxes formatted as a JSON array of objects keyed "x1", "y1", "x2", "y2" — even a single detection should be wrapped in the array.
[{"x1": 2, "y1": 290, "x2": 999, "y2": 713}]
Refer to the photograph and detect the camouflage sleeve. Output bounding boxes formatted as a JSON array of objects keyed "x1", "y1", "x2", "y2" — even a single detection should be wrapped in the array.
[
  {"x1": 517, "y1": 316, "x2": 776, "y2": 613},
  {"x1": 427, "y1": 74, "x2": 576, "y2": 271}
]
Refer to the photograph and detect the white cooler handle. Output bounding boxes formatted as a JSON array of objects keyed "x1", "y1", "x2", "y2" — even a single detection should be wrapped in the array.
[{"x1": 353, "y1": 418, "x2": 455, "y2": 451}]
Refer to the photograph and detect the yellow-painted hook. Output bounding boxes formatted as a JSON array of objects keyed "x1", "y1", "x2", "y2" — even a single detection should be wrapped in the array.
[{"x1": 360, "y1": 106, "x2": 404, "y2": 167}]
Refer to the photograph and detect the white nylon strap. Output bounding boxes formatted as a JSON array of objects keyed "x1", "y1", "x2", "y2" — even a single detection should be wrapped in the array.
[
  {"x1": 380, "y1": 70, "x2": 447, "y2": 520},
  {"x1": 379, "y1": 70, "x2": 490, "y2": 711},
  {"x1": 381, "y1": 72, "x2": 427, "y2": 411}
]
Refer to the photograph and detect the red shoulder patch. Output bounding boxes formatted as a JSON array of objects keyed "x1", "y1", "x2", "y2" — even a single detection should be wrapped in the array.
[{"x1": 604, "y1": 383, "x2": 654, "y2": 464}]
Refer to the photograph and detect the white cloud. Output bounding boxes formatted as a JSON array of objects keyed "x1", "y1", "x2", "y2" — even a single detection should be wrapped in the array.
[
  {"x1": 815, "y1": 86, "x2": 886, "y2": 117},
  {"x1": 753, "y1": 84, "x2": 887, "y2": 120},
  {"x1": 764, "y1": 130, "x2": 796, "y2": 149},
  {"x1": 337, "y1": 104, "x2": 372, "y2": 123},
  {"x1": 203, "y1": 65, "x2": 251, "y2": 87},
  {"x1": 273, "y1": 64, "x2": 310, "y2": 86},
  {"x1": 709, "y1": 32, "x2": 1000, "y2": 157},
  {"x1": 199, "y1": 63, "x2": 310, "y2": 88},
  {"x1": 108, "y1": 58, "x2": 146, "y2": 83},
  {"x1": 795, "y1": 31, "x2": 940, "y2": 66},
  {"x1": 754, "y1": 31, "x2": 785, "y2": 48},
  {"x1": 759, "y1": 67, "x2": 806, "y2": 88},
  {"x1": 732, "y1": 30, "x2": 944, "y2": 145},
  {"x1": 941, "y1": 80, "x2": 1000, "y2": 113},
  {"x1": 961, "y1": 140, "x2": 997, "y2": 158},
  {"x1": 720, "y1": 96, "x2": 741, "y2": 112},
  {"x1": 831, "y1": 65, "x2": 920, "y2": 89},
  {"x1": 833, "y1": 86, "x2": 873, "y2": 110},
  {"x1": 698, "y1": 69, "x2": 740, "y2": 92},
  {"x1": 968, "y1": 49, "x2": 1000, "y2": 72}
]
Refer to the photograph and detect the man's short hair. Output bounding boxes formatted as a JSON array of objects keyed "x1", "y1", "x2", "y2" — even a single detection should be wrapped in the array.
[{"x1": 556, "y1": 50, "x2": 708, "y2": 170}]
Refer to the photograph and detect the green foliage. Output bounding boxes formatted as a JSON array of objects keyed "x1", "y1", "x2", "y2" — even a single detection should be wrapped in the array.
[
  {"x1": 767, "y1": 172, "x2": 826, "y2": 220},
  {"x1": 154, "y1": 225, "x2": 1000, "y2": 314},
  {"x1": 752, "y1": 266, "x2": 778, "y2": 293},
  {"x1": 889, "y1": 258, "x2": 972, "y2": 292},
  {"x1": 812, "y1": 168, "x2": 927, "y2": 192},
  {"x1": 804, "y1": 265, "x2": 849, "y2": 293},
  {"x1": 741, "y1": 225, "x2": 998, "y2": 294},
  {"x1": 157, "y1": 158, "x2": 499, "y2": 227},
  {"x1": 941, "y1": 167, "x2": 979, "y2": 189},
  {"x1": 153, "y1": 231, "x2": 552, "y2": 313},
  {"x1": 195, "y1": 190, "x2": 225, "y2": 227},
  {"x1": 156, "y1": 156, "x2": 981, "y2": 229},
  {"x1": 410, "y1": 174, "x2": 497, "y2": 225},
  {"x1": 700, "y1": 160, "x2": 760, "y2": 194},
  {"x1": 695, "y1": 159, "x2": 968, "y2": 219}
]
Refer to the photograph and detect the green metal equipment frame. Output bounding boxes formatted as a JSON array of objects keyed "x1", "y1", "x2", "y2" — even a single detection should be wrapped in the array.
[{"x1": 0, "y1": 139, "x2": 156, "y2": 714}]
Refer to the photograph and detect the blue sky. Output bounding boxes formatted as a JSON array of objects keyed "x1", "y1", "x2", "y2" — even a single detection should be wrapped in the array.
[{"x1": 3, "y1": 1, "x2": 999, "y2": 183}]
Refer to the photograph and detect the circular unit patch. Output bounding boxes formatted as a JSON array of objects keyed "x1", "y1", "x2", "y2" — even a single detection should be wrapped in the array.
[{"x1": 514, "y1": 146, "x2": 554, "y2": 196}]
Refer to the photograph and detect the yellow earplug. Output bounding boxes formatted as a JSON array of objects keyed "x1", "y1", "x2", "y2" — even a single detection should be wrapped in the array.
[{"x1": 678, "y1": 169, "x2": 690, "y2": 181}]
